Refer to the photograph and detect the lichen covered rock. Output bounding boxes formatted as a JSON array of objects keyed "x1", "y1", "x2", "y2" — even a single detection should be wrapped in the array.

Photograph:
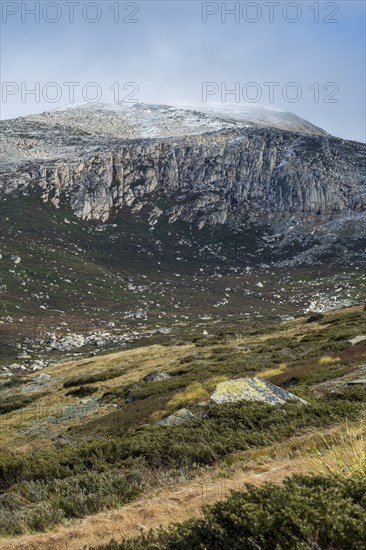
[{"x1": 210, "y1": 377, "x2": 306, "y2": 405}]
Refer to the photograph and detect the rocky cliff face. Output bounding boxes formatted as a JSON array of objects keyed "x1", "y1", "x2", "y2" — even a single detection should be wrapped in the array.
[{"x1": 1, "y1": 104, "x2": 365, "y2": 229}]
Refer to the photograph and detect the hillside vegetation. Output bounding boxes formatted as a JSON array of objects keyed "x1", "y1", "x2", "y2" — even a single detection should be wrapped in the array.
[
  {"x1": 93, "y1": 475, "x2": 366, "y2": 550},
  {"x1": 0, "y1": 305, "x2": 365, "y2": 548}
]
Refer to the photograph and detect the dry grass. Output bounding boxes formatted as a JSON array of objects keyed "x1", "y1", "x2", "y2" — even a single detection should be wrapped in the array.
[
  {"x1": 305, "y1": 421, "x2": 366, "y2": 479},
  {"x1": 257, "y1": 363, "x2": 288, "y2": 379},
  {"x1": 318, "y1": 355, "x2": 340, "y2": 365},
  {"x1": 167, "y1": 375, "x2": 227, "y2": 409}
]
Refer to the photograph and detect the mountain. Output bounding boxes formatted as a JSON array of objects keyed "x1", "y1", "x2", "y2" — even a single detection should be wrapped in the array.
[
  {"x1": 0, "y1": 103, "x2": 365, "y2": 368},
  {"x1": 174, "y1": 102, "x2": 329, "y2": 135},
  {"x1": 1, "y1": 103, "x2": 364, "y2": 227},
  {"x1": 1, "y1": 105, "x2": 366, "y2": 549}
]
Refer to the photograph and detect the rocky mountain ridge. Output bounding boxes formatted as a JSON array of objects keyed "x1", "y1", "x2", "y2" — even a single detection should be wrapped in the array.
[{"x1": 1, "y1": 103, "x2": 365, "y2": 229}]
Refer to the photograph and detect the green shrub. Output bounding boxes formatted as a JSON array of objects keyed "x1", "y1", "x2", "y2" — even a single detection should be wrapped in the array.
[
  {"x1": 65, "y1": 385, "x2": 98, "y2": 397},
  {"x1": 307, "y1": 313, "x2": 324, "y2": 323},
  {"x1": 94, "y1": 475, "x2": 366, "y2": 549},
  {"x1": 0, "y1": 497, "x2": 64, "y2": 535},
  {"x1": 0, "y1": 469, "x2": 146, "y2": 535},
  {"x1": 0, "y1": 386, "x2": 365, "y2": 535}
]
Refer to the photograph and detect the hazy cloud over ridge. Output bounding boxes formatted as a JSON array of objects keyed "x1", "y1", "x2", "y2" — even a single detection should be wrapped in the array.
[{"x1": 0, "y1": 0, "x2": 365, "y2": 141}]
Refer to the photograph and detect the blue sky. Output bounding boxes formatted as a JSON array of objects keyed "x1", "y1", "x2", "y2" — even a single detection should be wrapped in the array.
[{"x1": 1, "y1": 1, "x2": 365, "y2": 141}]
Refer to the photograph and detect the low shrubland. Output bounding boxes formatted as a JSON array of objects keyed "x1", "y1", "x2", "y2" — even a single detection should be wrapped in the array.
[
  {"x1": 1, "y1": 306, "x2": 365, "y2": 537},
  {"x1": 0, "y1": 385, "x2": 365, "y2": 536},
  {"x1": 94, "y1": 474, "x2": 366, "y2": 549},
  {"x1": 0, "y1": 467, "x2": 147, "y2": 536}
]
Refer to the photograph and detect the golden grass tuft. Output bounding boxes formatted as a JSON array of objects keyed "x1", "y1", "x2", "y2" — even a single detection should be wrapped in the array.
[
  {"x1": 167, "y1": 376, "x2": 228, "y2": 409},
  {"x1": 318, "y1": 355, "x2": 340, "y2": 365},
  {"x1": 305, "y1": 422, "x2": 366, "y2": 479},
  {"x1": 257, "y1": 363, "x2": 288, "y2": 379}
]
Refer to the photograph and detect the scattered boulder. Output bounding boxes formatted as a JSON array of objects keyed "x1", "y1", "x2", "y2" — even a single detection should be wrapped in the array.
[
  {"x1": 94, "y1": 338, "x2": 105, "y2": 347},
  {"x1": 279, "y1": 315, "x2": 295, "y2": 321},
  {"x1": 143, "y1": 371, "x2": 171, "y2": 383},
  {"x1": 134, "y1": 309, "x2": 146, "y2": 319},
  {"x1": 7, "y1": 363, "x2": 22, "y2": 371},
  {"x1": 48, "y1": 333, "x2": 85, "y2": 351},
  {"x1": 46, "y1": 398, "x2": 100, "y2": 423},
  {"x1": 31, "y1": 360, "x2": 47, "y2": 371},
  {"x1": 17, "y1": 352, "x2": 31, "y2": 359},
  {"x1": 10, "y1": 255, "x2": 21, "y2": 264},
  {"x1": 210, "y1": 377, "x2": 307, "y2": 406},
  {"x1": 34, "y1": 373, "x2": 51, "y2": 381},
  {"x1": 154, "y1": 328, "x2": 172, "y2": 335},
  {"x1": 348, "y1": 335, "x2": 366, "y2": 346},
  {"x1": 157, "y1": 408, "x2": 194, "y2": 426}
]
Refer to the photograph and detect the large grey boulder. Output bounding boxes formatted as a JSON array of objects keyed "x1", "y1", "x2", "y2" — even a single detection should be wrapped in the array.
[{"x1": 210, "y1": 377, "x2": 306, "y2": 406}]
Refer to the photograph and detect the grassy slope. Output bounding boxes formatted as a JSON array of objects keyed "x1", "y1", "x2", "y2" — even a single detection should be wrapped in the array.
[
  {"x1": 0, "y1": 305, "x2": 365, "y2": 547},
  {"x1": 1, "y1": 305, "x2": 365, "y2": 451}
]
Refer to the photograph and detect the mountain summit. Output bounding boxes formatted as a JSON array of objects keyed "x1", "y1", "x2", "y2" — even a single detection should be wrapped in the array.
[
  {"x1": 1, "y1": 103, "x2": 364, "y2": 229},
  {"x1": 1, "y1": 102, "x2": 328, "y2": 162},
  {"x1": 1, "y1": 102, "x2": 365, "y2": 366}
]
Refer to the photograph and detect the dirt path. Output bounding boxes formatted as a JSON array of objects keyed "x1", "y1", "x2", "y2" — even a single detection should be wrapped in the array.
[{"x1": 0, "y1": 456, "x2": 312, "y2": 550}]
